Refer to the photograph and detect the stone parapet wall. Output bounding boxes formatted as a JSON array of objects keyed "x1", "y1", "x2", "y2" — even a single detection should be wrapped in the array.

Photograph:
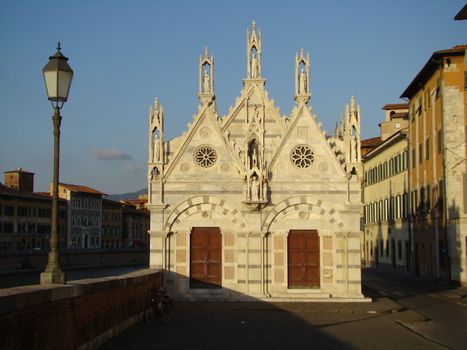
[
  {"x1": 0, "y1": 249, "x2": 149, "y2": 272},
  {"x1": 0, "y1": 269, "x2": 162, "y2": 350}
]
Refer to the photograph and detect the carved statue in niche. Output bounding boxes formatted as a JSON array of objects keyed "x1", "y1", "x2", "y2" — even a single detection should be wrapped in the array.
[
  {"x1": 247, "y1": 140, "x2": 259, "y2": 170},
  {"x1": 299, "y1": 68, "x2": 307, "y2": 94},
  {"x1": 251, "y1": 52, "x2": 259, "y2": 79},
  {"x1": 243, "y1": 136, "x2": 268, "y2": 206},
  {"x1": 149, "y1": 98, "x2": 164, "y2": 164},
  {"x1": 249, "y1": 106, "x2": 262, "y2": 133},
  {"x1": 198, "y1": 47, "x2": 215, "y2": 103},
  {"x1": 203, "y1": 69, "x2": 210, "y2": 93},
  {"x1": 251, "y1": 175, "x2": 259, "y2": 201},
  {"x1": 255, "y1": 107, "x2": 261, "y2": 125},
  {"x1": 153, "y1": 130, "x2": 160, "y2": 162}
]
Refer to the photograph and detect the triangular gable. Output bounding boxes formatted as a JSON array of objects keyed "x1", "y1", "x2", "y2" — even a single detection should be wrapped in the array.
[
  {"x1": 221, "y1": 84, "x2": 288, "y2": 167},
  {"x1": 165, "y1": 104, "x2": 243, "y2": 180},
  {"x1": 269, "y1": 104, "x2": 346, "y2": 181}
]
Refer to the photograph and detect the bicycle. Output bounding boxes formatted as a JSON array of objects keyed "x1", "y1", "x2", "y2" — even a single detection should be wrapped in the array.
[{"x1": 143, "y1": 286, "x2": 173, "y2": 324}]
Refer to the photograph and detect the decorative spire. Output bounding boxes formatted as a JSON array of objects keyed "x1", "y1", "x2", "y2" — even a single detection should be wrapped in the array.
[
  {"x1": 149, "y1": 98, "x2": 164, "y2": 164},
  {"x1": 246, "y1": 20, "x2": 262, "y2": 80},
  {"x1": 342, "y1": 96, "x2": 361, "y2": 176},
  {"x1": 198, "y1": 46, "x2": 215, "y2": 106},
  {"x1": 294, "y1": 48, "x2": 311, "y2": 104}
]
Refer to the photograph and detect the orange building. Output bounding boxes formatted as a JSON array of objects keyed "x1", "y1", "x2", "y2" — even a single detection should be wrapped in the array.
[{"x1": 401, "y1": 45, "x2": 467, "y2": 285}]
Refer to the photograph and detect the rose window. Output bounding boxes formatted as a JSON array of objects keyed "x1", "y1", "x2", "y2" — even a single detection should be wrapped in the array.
[
  {"x1": 291, "y1": 144, "x2": 314, "y2": 168},
  {"x1": 194, "y1": 145, "x2": 217, "y2": 168}
]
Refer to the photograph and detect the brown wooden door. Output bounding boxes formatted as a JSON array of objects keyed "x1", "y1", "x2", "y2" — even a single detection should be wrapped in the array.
[
  {"x1": 288, "y1": 230, "x2": 320, "y2": 288},
  {"x1": 190, "y1": 227, "x2": 222, "y2": 289}
]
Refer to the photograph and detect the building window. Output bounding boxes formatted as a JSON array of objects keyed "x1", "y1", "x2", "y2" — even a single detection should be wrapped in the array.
[
  {"x1": 425, "y1": 139, "x2": 430, "y2": 160},
  {"x1": 379, "y1": 200, "x2": 383, "y2": 222},
  {"x1": 398, "y1": 240, "x2": 402, "y2": 260},
  {"x1": 17, "y1": 207, "x2": 28, "y2": 217},
  {"x1": 4, "y1": 206, "x2": 14, "y2": 216},
  {"x1": 386, "y1": 239, "x2": 389, "y2": 257},
  {"x1": 439, "y1": 179, "x2": 444, "y2": 213},
  {"x1": 426, "y1": 184, "x2": 431, "y2": 211},
  {"x1": 436, "y1": 78, "x2": 441, "y2": 99},
  {"x1": 389, "y1": 197, "x2": 394, "y2": 221},
  {"x1": 395, "y1": 195, "x2": 401, "y2": 219},
  {"x1": 419, "y1": 143, "x2": 423, "y2": 164},
  {"x1": 403, "y1": 192, "x2": 409, "y2": 218},
  {"x1": 412, "y1": 148, "x2": 416, "y2": 168},
  {"x1": 383, "y1": 199, "x2": 388, "y2": 222},
  {"x1": 437, "y1": 130, "x2": 442, "y2": 153},
  {"x1": 420, "y1": 187, "x2": 425, "y2": 212}
]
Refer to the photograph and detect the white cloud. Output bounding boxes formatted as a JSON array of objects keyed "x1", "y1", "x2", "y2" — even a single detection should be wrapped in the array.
[{"x1": 91, "y1": 148, "x2": 132, "y2": 161}]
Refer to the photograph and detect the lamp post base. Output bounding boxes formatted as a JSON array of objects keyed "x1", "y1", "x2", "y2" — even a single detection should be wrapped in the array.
[{"x1": 40, "y1": 266, "x2": 66, "y2": 284}]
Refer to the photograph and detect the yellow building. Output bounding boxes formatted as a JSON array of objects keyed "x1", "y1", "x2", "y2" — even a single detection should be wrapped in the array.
[
  {"x1": 363, "y1": 105, "x2": 409, "y2": 271},
  {"x1": 401, "y1": 44, "x2": 467, "y2": 284}
]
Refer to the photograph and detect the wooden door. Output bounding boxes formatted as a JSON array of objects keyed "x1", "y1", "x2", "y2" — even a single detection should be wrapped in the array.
[
  {"x1": 288, "y1": 230, "x2": 320, "y2": 288},
  {"x1": 190, "y1": 227, "x2": 222, "y2": 289}
]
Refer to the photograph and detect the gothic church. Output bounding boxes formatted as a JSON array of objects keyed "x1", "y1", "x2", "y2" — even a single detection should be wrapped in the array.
[{"x1": 148, "y1": 21, "x2": 365, "y2": 301}]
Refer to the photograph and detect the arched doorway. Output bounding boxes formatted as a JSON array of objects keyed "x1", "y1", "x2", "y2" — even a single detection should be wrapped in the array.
[
  {"x1": 288, "y1": 230, "x2": 320, "y2": 288},
  {"x1": 190, "y1": 227, "x2": 222, "y2": 289}
]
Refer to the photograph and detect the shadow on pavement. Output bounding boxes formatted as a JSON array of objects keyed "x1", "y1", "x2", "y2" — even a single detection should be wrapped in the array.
[
  {"x1": 102, "y1": 301, "x2": 357, "y2": 350},
  {"x1": 101, "y1": 270, "x2": 397, "y2": 350}
]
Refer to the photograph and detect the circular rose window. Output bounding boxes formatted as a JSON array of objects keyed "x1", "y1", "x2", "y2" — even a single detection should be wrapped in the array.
[
  {"x1": 290, "y1": 144, "x2": 314, "y2": 168},
  {"x1": 194, "y1": 145, "x2": 217, "y2": 168}
]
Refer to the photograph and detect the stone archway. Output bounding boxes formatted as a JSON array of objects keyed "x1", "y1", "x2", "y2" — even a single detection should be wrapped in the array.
[
  {"x1": 263, "y1": 195, "x2": 346, "y2": 232},
  {"x1": 165, "y1": 195, "x2": 247, "y2": 232}
]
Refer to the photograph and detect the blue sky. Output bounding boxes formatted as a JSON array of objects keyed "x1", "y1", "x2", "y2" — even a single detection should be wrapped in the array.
[{"x1": 0, "y1": 0, "x2": 465, "y2": 194}]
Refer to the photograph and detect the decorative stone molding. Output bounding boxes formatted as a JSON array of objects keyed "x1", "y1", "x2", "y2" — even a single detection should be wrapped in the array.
[
  {"x1": 290, "y1": 144, "x2": 314, "y2": 169},
  {"x1": 193, "y1": 144, "x2": 217, "y2": 168},
  {"x1": 165, "y1": 195, "x2": 247, "y2": 231},
  {"x1": 263, "y1": 196, "x2": 345, "y2": 231}
]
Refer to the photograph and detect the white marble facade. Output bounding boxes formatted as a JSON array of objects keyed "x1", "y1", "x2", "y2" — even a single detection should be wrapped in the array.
[{"x1": 148, "y1": 21, "x2": 365, "y2": 301}]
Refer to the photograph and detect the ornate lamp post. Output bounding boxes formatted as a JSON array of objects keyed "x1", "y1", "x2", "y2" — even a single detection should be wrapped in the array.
[{"x1": 40, "y1": 42, "x2": 73, "y2": 284}]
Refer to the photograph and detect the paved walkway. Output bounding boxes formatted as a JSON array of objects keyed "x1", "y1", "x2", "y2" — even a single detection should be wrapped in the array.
[{"x1": 102, "y1": 299, "x2": 445, "y2": 350}]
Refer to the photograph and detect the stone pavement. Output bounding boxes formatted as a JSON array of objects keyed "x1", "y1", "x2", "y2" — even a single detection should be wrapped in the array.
[{"x1": 102, "y1": 298, "x2": 445, "y2": 350}]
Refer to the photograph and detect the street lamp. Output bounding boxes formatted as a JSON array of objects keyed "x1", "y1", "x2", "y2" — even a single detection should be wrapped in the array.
[{"x1": 40, "y1": 42, "x2": 73, "y2": 284}]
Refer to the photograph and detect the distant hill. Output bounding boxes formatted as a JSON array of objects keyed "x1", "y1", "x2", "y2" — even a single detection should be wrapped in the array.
[{"x1": 106, "y1": 188, "x2": 147, "y2": 201}]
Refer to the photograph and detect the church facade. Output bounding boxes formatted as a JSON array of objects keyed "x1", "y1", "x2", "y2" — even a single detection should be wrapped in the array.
[{"x1": 148, "y1": 22, "x2": 365, "y2": 301}]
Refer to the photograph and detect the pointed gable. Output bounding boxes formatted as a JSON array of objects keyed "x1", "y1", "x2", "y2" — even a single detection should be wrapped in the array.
[
  {"x1": 165, "y1": 104, "x2": 242, "y2": 181},
  {"x1": 269, "y1": 104, "x2": 346, "y2": 182},
  {"x1": 221, "y1": 84, "x2": 288, "y2": 168}
]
